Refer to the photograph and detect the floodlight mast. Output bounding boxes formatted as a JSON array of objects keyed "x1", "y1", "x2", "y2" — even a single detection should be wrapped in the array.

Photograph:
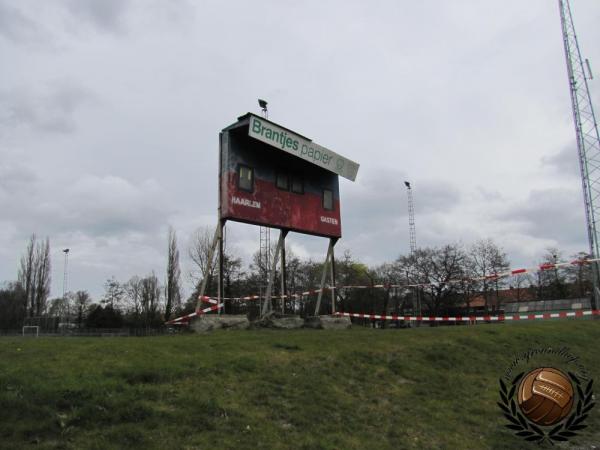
[
  {"x1": 404, "y1": 181, "x2": 417, "y2": 254},
  {"x1": 62, "y1": 248, "x2": 70, "y2": 326},
  {"x1": 62, "y1": 249, "x2": 69, "y2": 299},
  {"x1": 404, "y1": 181, "x2": 421, "y2": 317},
  {"x1": 559, "y1": 0, "x2": 600, "y2": 308},
  {"x1": 258, "y1": 98, "x2": 268, "y2": 119}
]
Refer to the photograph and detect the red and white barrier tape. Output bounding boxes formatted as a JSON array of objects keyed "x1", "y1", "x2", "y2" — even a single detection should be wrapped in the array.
[
  {"x1": 334, "y1": 309, "x2": 600, "y2": 322},
  {"x1": 168, "y1": 258, "x2": 600, "y2": 325},
  {"x1": 198, "y1": 290, "x2": 328, "y2": 302},
  {"x1": 165, "y1": 303, "x2": 223, "y2": 325},
  {"x1": 193, "y1": 258, "x2": 600, "y2": 303},
  {"x1": 167, "y1": 306, "x2": 598, "y2": 325}
]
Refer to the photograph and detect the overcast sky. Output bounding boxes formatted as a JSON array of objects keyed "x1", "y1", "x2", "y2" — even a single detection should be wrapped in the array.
[{"x1": 2, "y1": 0, "x2": 600, "y2": 300}]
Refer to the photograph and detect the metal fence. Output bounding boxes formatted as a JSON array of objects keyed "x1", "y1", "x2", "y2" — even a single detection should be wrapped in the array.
[
  {"x1": 0, "y1": 328, "x2": 173, "y2": 337},
  {"x1": 504, "y1": 298, "x2": 591, "y2": 314}
]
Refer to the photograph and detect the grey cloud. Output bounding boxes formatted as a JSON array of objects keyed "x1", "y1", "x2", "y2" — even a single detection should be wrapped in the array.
[
  {"x1": 338, "y1": 170, "x2": 462, "y2": 261},
  {"x1": 61, "y1": 175, "x2": 175, "y2": 236},
  {"x1": 475, "y1": 187, "x2": 504, "y2": 202},
  {"x1": 495, "y1": 188, "x2": 587, "y2": 247},
  {"x1": 65, "y1": 0, "x2": 130, "y2": 33},
  {"x1": 46, "y1": 229, "x2": 167, "y2": 300},
  {"x1": 1, "y1": 172, "x2": 175, "y2": 240},
  {"x1": 541, "y1": 144, "x2": 580, "y2": 178},
  {"x1": 344, "y1": 169, "x2": 409, "y2": 220},
  {"x1": 0, "y1": 162, "x2": 38, "y2": 195},
  {"x1": 0, "y1": 1, "x2": 48, "y2": 44},
  {"x1": 344, "y1": 169, "x2": 460, "y2": 223},
  {"x1": 0, "y1": 82, "x2": 94, "y2": 135},
  {"x1": 0, "y1": 0, "x2": 130, "y2": 46},
  {"x1": 413, "y1": 182, "x2": 461, "y2": 214}
]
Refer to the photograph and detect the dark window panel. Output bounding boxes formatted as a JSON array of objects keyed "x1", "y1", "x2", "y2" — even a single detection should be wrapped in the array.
[
  {"x1": 276, "y1": 173, "x2": 289, "y2": 190},
  {"x1": 291, "y1": 177, "x2": 304, "y2": 194},
  {"x1": 323, "y1": 189, "x2": 333, "y2": 210},
  {"x1": 238, "y1": 165, "x2": 254, "y2": 192}
]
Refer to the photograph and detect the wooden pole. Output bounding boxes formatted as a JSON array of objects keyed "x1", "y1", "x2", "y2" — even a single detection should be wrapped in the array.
[
  {"x1": 280, "y1": 231, "x2": 288, "y2": 314},
  {"x1": 261, "y1": 230, "x2": 285, "y2": 317},
  {"x1": 218, "y1": 220, "x2": 225, "y2": 315},
  {"x1": 330, "y1": 238, "x2": 337, "y2": 314},
  {"x1": 315, "y1": 240, "x2": 334, "y2": 316}
]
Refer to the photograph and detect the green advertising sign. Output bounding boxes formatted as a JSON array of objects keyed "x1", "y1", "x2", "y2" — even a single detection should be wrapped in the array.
[{"x1": 248, "y1": 115, "x2": 359, "y2": 181}]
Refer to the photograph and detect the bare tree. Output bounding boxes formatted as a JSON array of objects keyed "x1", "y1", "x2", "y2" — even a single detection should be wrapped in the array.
[
  {"x1": 248, "y1": 240, "x2": 281, "y2": 296},
  {"x1": 47, "y1": 297, "x2": 62, "y2": 317},
  {"x1": 509, "y1": 273, "x2": 534, "y2": 302},
  {"x1": 74, "y1": 290, "x2": 91, "y2": 327},
  {"x1": 398, "y1": 244, "x2": 468, "y2": 316},
  {"x1": 188, "y1": 226, "x2": 217, "y2": 295},
  {"x1": 538, "y1": 248, "x2": 566, "y2": 300},
  {"x1": 0, "y1": 282, "x2": 26, "y2": 329},
  {"x1": 468, "y1": 239, "x2": 510, "y2": 312},
  {"x1": 375, "y1": 262, "x2": 403, "y2": 328},
  {"x1": 103, "y1": 277, "x2": 125, "y2": 309},
  {"x1": 18, "y1": 234, "x2": 36, "y2": 317},
  {"x1": 124, "y1": 276, "x2": 143, "y2": 317},
  {"x1": 165, "y1": 227, "x2": 182, "y2": 320},
  {"x1": 564, "y1": 251, "x2": 593, "y2": 298},
  {"x1": 48, "y1": 292, "x2": 73, "y2": 318},
  {"x1": 33, "y1": 237, "x2": 51, "y2": 316},
  {"x1": 282, "y1": 246, "x2": 302, "y2": 313},
  {"x1": 18, "y1": 235, "x2": 52, "y2": 318},
  {"x1": 141, "y1": 272, "x2": 161, "y2": 327}
]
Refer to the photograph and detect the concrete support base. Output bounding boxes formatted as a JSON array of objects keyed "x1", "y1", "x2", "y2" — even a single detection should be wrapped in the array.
[
  {"x1": 252, "y1": 314, "x2": 304, "y2": 329},
  {"x1": 191, "y1": 315, "x2": 250, "y2": 332},
  {"x1": 304, "y1": 315, "x2": 352, "y2": 330}
]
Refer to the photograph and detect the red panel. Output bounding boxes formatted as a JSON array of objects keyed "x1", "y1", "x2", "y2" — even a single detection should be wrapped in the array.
[{"x1": 221, "y1": 172, "x2": 341, "y2": 237}]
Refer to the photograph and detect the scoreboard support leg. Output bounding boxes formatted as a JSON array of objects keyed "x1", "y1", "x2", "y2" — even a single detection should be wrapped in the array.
[
  {"x1": 315, "y1": 238, "x2": 337, "y2": 316},
  {"x1": 218, "y1": 219, "x2": 225, "y2": 315},
  {"x1": 280, "y1": 230, "x2": 288, "y2": 314},
  {"x1": 330, "y1": 239, "x2": 338, "y2": 314},
  {"x1": 261, "y1": 229, "x2": 286, "y2": 318}
]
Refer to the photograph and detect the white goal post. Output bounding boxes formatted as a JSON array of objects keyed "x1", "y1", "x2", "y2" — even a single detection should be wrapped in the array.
[{"x1": 22, "y1": 326, "x2": 39, "y2": 337}]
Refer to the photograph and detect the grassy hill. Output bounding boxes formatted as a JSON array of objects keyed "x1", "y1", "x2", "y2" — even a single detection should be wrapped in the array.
[{"x1": 1, "y1": 321, "x2": 599, "y2": 449}]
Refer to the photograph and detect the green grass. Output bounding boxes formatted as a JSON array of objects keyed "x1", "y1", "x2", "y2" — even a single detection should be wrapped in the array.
[{"x1": 0, "y1": 321, "x2": 599, "y2": 449}]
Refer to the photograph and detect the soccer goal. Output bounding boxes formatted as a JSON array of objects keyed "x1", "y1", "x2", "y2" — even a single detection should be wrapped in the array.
[{"x1": 22, "y1": 326, "x2": 39, "y2": 337}]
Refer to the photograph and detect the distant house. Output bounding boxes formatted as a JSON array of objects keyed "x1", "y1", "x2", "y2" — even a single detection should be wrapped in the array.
[{"x1": 464, "y1": 287, "x2": 537, "y2": 313}]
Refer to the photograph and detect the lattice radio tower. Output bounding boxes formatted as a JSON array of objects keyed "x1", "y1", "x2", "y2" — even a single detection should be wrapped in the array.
[
  {"x1": 404, "y1": 181, "x2": 417, "y2": 254},
  {"x1": 259, "y1": 227, "x2": 271, "y2": 276},
  {"x1": 258, "y1": 99, "x2": 271, "y2": 290},
  {"x1": 559, "y1": 0, "x2": 600, "y2": 306}
]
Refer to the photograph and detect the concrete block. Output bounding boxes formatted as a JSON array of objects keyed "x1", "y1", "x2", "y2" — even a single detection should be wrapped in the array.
[
  {"x1": 304, "y1": 315, "x2": 352, "y2": 329},
  {"x1": 191, "y1": 315, "x2": 249, "y2": 332}
]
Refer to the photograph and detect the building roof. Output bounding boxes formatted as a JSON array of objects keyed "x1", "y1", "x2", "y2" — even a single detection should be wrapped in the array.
[{"x1": 464, "y1": 288, "x2": 537, "y2": 308}]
